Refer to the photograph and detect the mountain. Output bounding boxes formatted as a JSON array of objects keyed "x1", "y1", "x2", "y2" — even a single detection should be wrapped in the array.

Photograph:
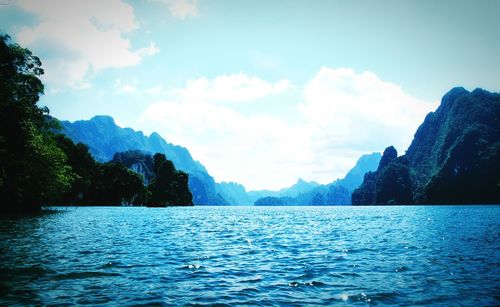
[
  {"x1": 277, "y1": 178, "x2": 321, "y2": 197},
  {"x1": 336, "y1": 152, "x2": 383, "y2": 191},
  {"x1": 216, "y1": 182, "x2": 253, "y2": 205},
  {"x1": 216, "y1": 178, "x2": 322, "y2": 206},
  {"x1": 254, "y1": 152, "x2": 381, "y2": 205},
  {"x1": 214, "y1": 177, "x2": 322, "y2": 206},
  {"x1": 249, "y1": 178, "x2": 320, "y2": 199},
  {"x1": 59, "y1": 116, "x2": 228, "y2": 205},
  {"x1": 352, "y1": 87, "x2": 500, "y2": 205}
]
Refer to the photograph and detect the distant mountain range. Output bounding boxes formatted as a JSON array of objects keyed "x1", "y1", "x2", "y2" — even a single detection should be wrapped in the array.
[
  {"x1": 254, "y1": 152, "x2": 381, "y2": 205},
  {"x1": 59, "y1": 115, "x2": 382, "y2": 206},
  {"x1": 352, "y1": 87, "x2": 500, "y2": 205},
  {"x1": 216, "y1": 178, "x2": 321, "y2": 206}
]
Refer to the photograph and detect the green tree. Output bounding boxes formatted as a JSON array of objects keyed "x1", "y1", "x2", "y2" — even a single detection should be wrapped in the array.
[
  {"x1": 375, "y1": 159, "x2": 412, "y2": 204},
  {"x1": 148, "y1": 153, "x2": 193, "y2": 206},
  {"x1": 86, "y1": 162, "x2": 145, "y2": 205},
  {"x1": 0, "y1": 35, "x2": 72, "y2": 212},
  {"x1": 53, "y1": 134, "x2": 96, "y2": 203}
]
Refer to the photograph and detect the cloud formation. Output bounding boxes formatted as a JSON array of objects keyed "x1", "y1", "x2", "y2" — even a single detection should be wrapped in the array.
[
  {"x1": 300, "y1": 67, "x2": 438, "y2": 152},
  {"x1": 140, "y1": 68, "x2": 438, "y2": 190},
  {"x1": 158, "y1": 0, "x2": 199, "y2": 20},
  {"x1": 170, "y1": 73, "x2": 291, "y2": 102},
  {"x1": 114, "y1": 79, "x2": 137, "y2": 94},
  {"x1": 141, "y1": 100, "x2": 309, "y2": 190},
  {"x1": 136, "y1": 41, "x2": 160, "y2": 57},
  {"x1": 15, "y1": 0, "x2": 158, "y2": 88}
]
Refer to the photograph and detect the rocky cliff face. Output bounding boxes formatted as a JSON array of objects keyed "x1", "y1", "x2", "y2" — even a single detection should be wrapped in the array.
[
  {"x1": 111, "y1": 150, "x2": 155, "y2": 184},
  {"x1": 352, "y1": 87, "x2": 500, "y2": 205}
]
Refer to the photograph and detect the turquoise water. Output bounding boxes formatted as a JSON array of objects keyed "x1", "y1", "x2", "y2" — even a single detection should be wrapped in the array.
[{"x1": 0, "y1": 206, "x2": 499, "y2": 305}]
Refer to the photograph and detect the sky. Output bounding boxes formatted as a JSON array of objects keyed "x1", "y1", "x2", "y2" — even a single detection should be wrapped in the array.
[{"x1": 1, "y1": 0, "x2": 499, "y2": 191}]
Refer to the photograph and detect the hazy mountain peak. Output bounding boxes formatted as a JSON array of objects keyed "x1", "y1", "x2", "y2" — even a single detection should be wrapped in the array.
[
  {"x1": 89, "y1": 115, "x2": 116, "y2": 125},
  {"x1": 149, "y1": 131, "x2": 163, "y2": 140},
  {"x1": 296, "y1": 178, "x2": 307, "y2": 184}
]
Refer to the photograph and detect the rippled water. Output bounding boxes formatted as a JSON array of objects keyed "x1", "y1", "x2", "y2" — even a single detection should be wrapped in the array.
[{"x1": 0, "y1": 206, "x2": 499, "y2": 305}]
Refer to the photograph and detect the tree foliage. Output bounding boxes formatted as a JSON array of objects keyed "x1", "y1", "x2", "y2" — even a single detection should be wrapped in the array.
[
  {"x1": 0, "y1": 35, "x2": 71, "y2": 212},
  {"x1": 53, "y1": 137, "x2": 192, "y2": 206},
  {"x1": 148, "y1": 153, "x2": 193, "y2": 206}
]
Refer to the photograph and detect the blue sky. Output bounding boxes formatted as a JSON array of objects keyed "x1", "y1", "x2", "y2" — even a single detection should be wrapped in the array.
[{"x1": 1, "y1": 0, "x2": 499, "y2": 190}]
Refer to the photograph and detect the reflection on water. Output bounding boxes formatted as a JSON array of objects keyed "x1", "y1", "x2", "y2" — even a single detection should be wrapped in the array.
[{"x1": 1, "y1": 206, "x2": 499, "y2": 305}]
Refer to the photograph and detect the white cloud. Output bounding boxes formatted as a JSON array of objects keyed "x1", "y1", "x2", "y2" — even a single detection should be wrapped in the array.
[
  {"x1": 159, "y1": 0, "x2": 199, "y2": 20},
  {"x1": 170, "y1": 73, "x2": 291, "y2": 102},
  {"x1": 15, "y1": 0, "x2": 159, "y2": 88},
  {"x1": 136, "y1": 41, "x2": 160, "y2": 57},
  {"x1": 300, "y1": 67, "x2": 438, "y2": 153},
  {"x1": 140, "y1": 68, "x2": 438, "y2": 191},
  {"x1": 114, "y1": 79, "x2": 137, "y2": 94}
]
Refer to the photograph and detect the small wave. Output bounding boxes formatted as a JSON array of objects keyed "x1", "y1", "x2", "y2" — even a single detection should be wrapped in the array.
[
  {"x1": 242, "y1": 277, "x2": 262, "y2": 283},
  {"x1": 53, "y1": 271, "x2": 121, "y2": 280},
  {"x1": 1, "y1": 266, "x2": 55, "y2": 277},
  {"x1": 340, "y1": 272, "x2": 361, "y2": 277},
  {"x1": 336, "y1": 291, "x2": 404, "y2": 304},
  {"x1": 76, "y1": 297, "x2": 112, "y2": 305},
  {"x1": 240, "y1": 287, "x2": 260, "y2": 294},
  {"x1": 396, "y1": 265, "x2": 411, "y2": 272},
  {"x1": 77, "y1": 250, "x2": 94, "y2": 255},
  {"x1": 101, "y1": 261, "x2": 121, "y2": 268},
  {"x1": 181, "y1": 264, "x2": 201, "y2": 269},
  {"x1": 345, "y1": 247, "x2": 377, "y2": 254},
  {"x1": 328, "y1": 273, "x2": 345, "y2": 279},
  {"x1": 241, "y1": 249, "x2": 258, "y2": 256},
  {"x1": 370, "y1": 291, "x2": 407, "y2": 304},
  {"x1": 337, "y1": 292, "x2": 372, "y2": 303},
  {"x1": 288, "y1": 281, "x2": 326, "y2": 288},
  {"x1": 305, "y1": 281, "x2": 326, "y2": 287}
]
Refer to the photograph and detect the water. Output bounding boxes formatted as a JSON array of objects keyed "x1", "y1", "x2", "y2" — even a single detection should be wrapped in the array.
[{"x1": 0, "y1": 206, "x2": 499, "y2": 306}]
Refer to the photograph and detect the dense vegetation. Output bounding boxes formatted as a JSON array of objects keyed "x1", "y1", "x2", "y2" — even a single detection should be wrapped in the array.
[
  {"x1": 352, "y1": 87, "x2": 500, "y2": 205},
  {"x1": 0, "y1": 35, "x2": 192, "y2": 212},
  {"x1": 111, "y1": 150, "x2": 193, "y2": 206},
  {"x1": 0, "y1": 34, "x2": 70, "y2": 212},
  {"x1": 55, "y1": 139, "x2": 192, "y2": 206},
  {"x1": 52, "y1": 135, "x2": 147, "y2": 205}
]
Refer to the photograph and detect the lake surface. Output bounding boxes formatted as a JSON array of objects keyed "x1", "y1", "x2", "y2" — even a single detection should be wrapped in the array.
[{"x1": 0, "y1": 206, "x2": 499, "y2": 305}]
